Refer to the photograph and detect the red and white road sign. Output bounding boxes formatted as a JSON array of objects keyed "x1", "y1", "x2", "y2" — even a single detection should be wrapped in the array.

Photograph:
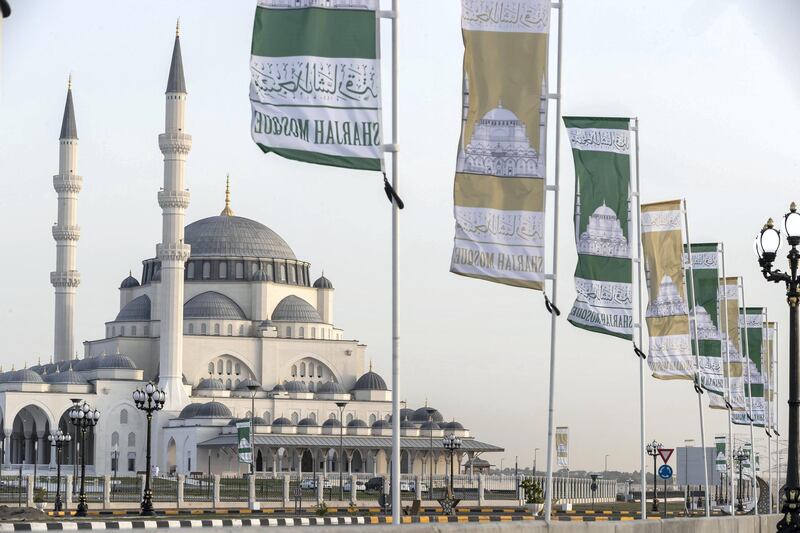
[{"x1": 658, "y1": 448, "x2": 674, "y2": 464}]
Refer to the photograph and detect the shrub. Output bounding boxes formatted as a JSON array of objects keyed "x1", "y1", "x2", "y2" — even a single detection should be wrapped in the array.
[
  {"x1": 520, "y1": 478, "x2": 543, "y2": 504},
  {"x1": 314, "y1": 503, "x2": 328, "y2": 516}
]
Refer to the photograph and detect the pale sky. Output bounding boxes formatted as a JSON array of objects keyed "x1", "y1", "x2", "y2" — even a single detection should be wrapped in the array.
[{"x1": 2, "y1": 0, "x2": 800, "y2": 473}]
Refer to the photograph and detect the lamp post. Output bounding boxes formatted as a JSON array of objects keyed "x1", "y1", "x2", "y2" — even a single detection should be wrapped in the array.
[
  {"x1": 133, "y1": 382, "x2": 165, "y2": 516},
  {"x1": 68, "y1": 401, "x2": 100, "y2": 517},
  {"x1": 646, "y1": 440, "x2": 663, "y2": 513},
  {"x1": 335, "y1": 401, "x2": 347, "y2": 502},
  {"x1": 112, "y1": 445, "x2": 119, "y2": 483},
  {"x1": 735, "y1": 447, "x2": 748, "y2": 513},
  {"x1": 755, "y1": 204, "x2": 800, "y2": 531},
  {"x1": 47, "y1": 429, "x2": 71, "y2": 512},
  {"x1": 442, "y1": 434, "x2": 462, "y2": 499},
  {"x1": 247, "y1": 384, "x2": 260, "y2": 475}
]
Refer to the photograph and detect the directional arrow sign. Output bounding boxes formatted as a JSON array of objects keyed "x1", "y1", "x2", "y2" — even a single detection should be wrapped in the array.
[
  {"x1": 658, "y1": 448, "x2": 674, "y2": 464},
  {"x1": 658, "y1": 464, "x2": 673, "y2": 480}
]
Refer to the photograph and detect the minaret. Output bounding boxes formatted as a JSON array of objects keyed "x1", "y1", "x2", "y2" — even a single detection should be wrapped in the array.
[
  {"x1": 51, "y1": 75, "x2": 82, "y2": 362},
  {"x1": 157, "y1": 22, "x2": 192, "y2": 410}
]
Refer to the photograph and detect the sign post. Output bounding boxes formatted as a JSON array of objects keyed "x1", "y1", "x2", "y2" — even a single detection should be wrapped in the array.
[{"x1": 658, "y1": 450, "x2": 674, "y2": 519}]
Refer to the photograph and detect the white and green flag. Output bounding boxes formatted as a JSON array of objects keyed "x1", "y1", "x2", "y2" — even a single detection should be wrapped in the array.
[
  {"x1": 555, "y1": 426, "x2": 569, "y2": 468},
  {"x1": 685, "y1": 244, "x2": 723, "y2": 395},
  {"x1": 564, "y1": 117, "x2": 633, "y2": 340},
  {"x1": 733, "y1": 308, "x2": 767, "y2": 426},
  {"x1": 709, "y1": 277, "x2": 746, "y2": 411},
  {"x1": 236, "y1": 421, "x2": 253, "y2": 464},
  {"x1": 714, "y1": 435, "x2": 726, "y2": 472},
  {"x1": 249, "y1": 0, "x2": 384, "y2": 171}
]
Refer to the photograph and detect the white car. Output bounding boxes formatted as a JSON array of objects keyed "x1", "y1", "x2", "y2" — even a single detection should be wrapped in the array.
[
  {"x1": 299, "y1": 479, "x2": 332, "y2": 489},
  {"x1": 342, "y1": 480, "x2": 366, "y2": 492}
]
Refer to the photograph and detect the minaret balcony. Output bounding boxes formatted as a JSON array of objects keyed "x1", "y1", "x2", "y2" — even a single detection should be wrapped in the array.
[
  {"x1": 52, "y1": 224, "x2": 81, "y2": 241},
  {"x1": 157, "y1": 243, "x2": 191, "y2": 263},
  {"x1": 50, "y1": 270, "x2": 81, "y2": 288},
  {"x1": 53, "y1": 174, "x2": 83, "y2": 194},
  {"x1": 158, "y1": 132, "x2": 192, "y2": 155},
  {"x1": 158, "y1": 190, "x2": 191, "y2": 210}
]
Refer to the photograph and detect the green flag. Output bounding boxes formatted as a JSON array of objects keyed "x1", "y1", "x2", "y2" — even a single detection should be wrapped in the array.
[
  {"x1": 249, "y1": 0, "x2": 384, "y2": 171},
  {"x1": 714, "y1": 435, "x2": 726, "y2": 472},
  {"x1": 237, "y1": 421, "x2": 253, "y2": 464},
  {"x1": 733, "y1": 308, "x2": 767, "y2": 426},
  {"x1": 564, "y1": 117, "x2": 632, "y2": 340},
  {"x1": 684, "y1": 244, "x2": 723, "y2": 395}
]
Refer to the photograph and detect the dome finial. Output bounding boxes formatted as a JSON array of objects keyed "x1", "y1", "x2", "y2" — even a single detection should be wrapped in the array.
[
  {"x1": 176, "y1": 17, "x2": 180, "y2": 37},
  {"x1": 220, "y1": 174, "x2": 234, "y2": 216},
  {"x1": 68, "y1": 72, "x2": 72, "y2": 90},
  {"x1": 369, "y1": 360, "x2": 373, "y2": 372}
]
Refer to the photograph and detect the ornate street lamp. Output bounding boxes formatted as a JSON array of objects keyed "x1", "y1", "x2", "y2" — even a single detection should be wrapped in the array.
[
  {"x1": 441, "y1": 434, "x2": 462, "y2": 501},
  {"x1": 335, "y1": 401, "x2": 348, "y2": 502},
  {"x1": 133, "y1": 382, "x2": 166, "y2": 516},
  {"x1": 734, "y1": 447, "x2": 749, "y2": 513},
  {"x1": 68, "y1": 401, "x2": 100, "y2": 517},
  {"x1": 755, "y1": 204, "x2": 800, "y2": 531},
  {"x1": 645, "y1": 440, "x2": 663, "y2": 513},
  {"x1": 47, "y1": 428, "x2": 71, "y2": 513}
]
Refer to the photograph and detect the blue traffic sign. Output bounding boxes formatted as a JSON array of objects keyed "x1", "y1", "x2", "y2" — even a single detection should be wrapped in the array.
[{"x1": 658, "y1": 464, "x2": 673, "y2": 480}]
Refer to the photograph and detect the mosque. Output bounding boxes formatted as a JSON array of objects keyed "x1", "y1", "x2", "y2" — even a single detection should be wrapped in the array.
[{"x1": 0, "y1": 29, "x2": 502, "y2": 477}]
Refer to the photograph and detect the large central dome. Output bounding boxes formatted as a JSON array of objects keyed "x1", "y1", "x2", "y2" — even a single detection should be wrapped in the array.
[{"x1": 184, "y1": 216, "x2": 296, "y2": 260}]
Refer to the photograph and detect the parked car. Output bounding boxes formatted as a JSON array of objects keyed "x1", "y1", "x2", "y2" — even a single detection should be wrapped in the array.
[
  {"x1": 342, "y1": 480, "x2": 366, "y2": 492},
  {"x1": 299, "y1": 478, "x2": 333, "y2": 489},
  {"x1": 400, "y1": 481, "x2": 427, "y2": 492},
  {"x1": 365, "y1": 477, "x2": 385, "y2": 491}
]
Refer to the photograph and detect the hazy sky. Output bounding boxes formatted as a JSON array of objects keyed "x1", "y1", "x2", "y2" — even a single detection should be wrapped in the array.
[{"x1": 2, "y1": 0, "x2": 800, "y2": 473}]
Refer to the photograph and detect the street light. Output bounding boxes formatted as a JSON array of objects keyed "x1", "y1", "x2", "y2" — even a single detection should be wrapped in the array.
[
  {"x1": 755, "y1": 205, "x2": 800, "y2": 531},
  {"x1": 645, "y1": 440, "x2": 663, "y2": 513},
  {"x1": 335, "y1": 401, "x2": 347, "y2": 502},
  {"x1": 734, "y1": 447, "x2": 749, "y2": 513},
  {"x1": 68, "y1": 401, "x2": 100, "y2": 517},
  {"x1": 247, "y1": 384, "x2": 260, "y2": 475},
  {"x1": 47, "y1": 429, "x2": 71, "y2": 513},
  {"x1": 132, "y1": 382, "x2": 165, "y2": 516},
  {"x1": 441, "y1": 433, "x2": 462, "y2": 514}
]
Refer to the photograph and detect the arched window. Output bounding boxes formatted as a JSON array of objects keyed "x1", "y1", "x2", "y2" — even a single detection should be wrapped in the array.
[
  {"x1": 226, "y1": 360, "x2": 232, "y2": 374},
  {"x1": 369, "y1": 414, "x2": 376, "y2": 425},
  {"x1": 214, "y1": 323, "x2": 220, "y2": 335},
  {"x1": 291, "y1": 365, "x2": 297, "y2": 377},
  {"x1": 111, "y1": 432, "x2": 119, "y2": 447},
  {"x1": 217, "y1": 360, "x2": 223, "y2": 374},
  {"x1": 132, "y1": 325, "x2": 137, "y2": 336},
  {"x1": 235, "y1": 363, "x2": 241, "y2": 375},
  {"x1": 288, "y1": 265, "x2": 297, "y2": 284},
  {"x1": 300, "y1": 363, "x2": 306, "y2": 377},
  {"x1": 239, "y1": 325, "x2": 245, "y2": 336},
  {"x1": 226, "y1": 379, "x2": 232, "y2": 390},
  {"x1": 317, "y1": 366, "x2": 323, "y2": 378},
  {"x1": 219, "y1": 262, "x2": 227, "y2": 279},
  {"x1": 120, "y1": 326, "x2": 125, "y2": 336},
  {"x1": 227, "y1": 324, "x2": 233, "y2": 336},
  {"x1": 120, "y1": 410, "x2": 128, "y2": 424},
  {"x1": 311, "y1": 327, "x2": 316, "y2": 339},
  {"x1": 235, "y1": 378, "x2": 241, "y2": 388},
  {"x1": 187, "y1": 263, "x2": 195, "y2": 279},
  {"x1": 128, "y1": 433, "x2": 135, "y2": 447},
  {"x1": 309, "y1": 363, "x2": 315, "y2": 377},
  {"x1": 188, "y1": 323, "x2": 194, "y2": 334},
  {"x1": 279, "y1": 264, "x2": 286, "y2": 282},
  {"x1": 235, "y1": 262, "x2": 244, "y2": 279},
  {"x1": 202, "y1": 262, "x2": 211, "y2": 279},
  {"x1": 286, "y1": 327, "x2": 292, "y2": 338},
  {"x1": 266, "y1": 263, "x2": 274, "y2": 280},
  {"x1": 208, "y1": 363, "x2": 214, "y2": 375},
  {"x1": 309, "y1": 413, "x2": 317, "y2": 423},
  {"x1": 201, "y1": 323, "x2": 207, "y2": 335},
  {"x1": 299, "y1": 327, "x2": 305, "y2": 338},
  {"x1": 263, "y1": 411, "x2": 272, "y2": 424},
  {"x1": 291, "y1": 412, "x2": 299, "y2": 424}
]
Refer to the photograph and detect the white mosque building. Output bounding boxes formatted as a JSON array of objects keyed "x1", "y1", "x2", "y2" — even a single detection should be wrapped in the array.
[{"x1": 0, "y1": 29, "x2": 501, "y2": 477}]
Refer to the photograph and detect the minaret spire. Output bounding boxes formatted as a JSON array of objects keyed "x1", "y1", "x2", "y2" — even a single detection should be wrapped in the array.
[
  {"x1": 220, "y1": 174, "x2": 234, "y2": 216},
  {"x1": 51, "y1": 75, "x2": 83, "y2": 362},
  {"x1": 157, "y1": 25, "x2": 192, "y2": 411}
]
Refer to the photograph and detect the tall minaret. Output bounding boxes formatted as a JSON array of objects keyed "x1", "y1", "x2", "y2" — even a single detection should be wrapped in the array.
[
  {"x1": 157, "y1": 22, "x2": 191, "y2": 410},
  {"x1": 51, "y1": 76, "x2": 82, "y2": 362}
]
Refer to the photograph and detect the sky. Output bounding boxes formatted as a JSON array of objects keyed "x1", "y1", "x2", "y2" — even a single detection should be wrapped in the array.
[{"x1": 2, "y1": 0, "x2": 800, "y2": 473}]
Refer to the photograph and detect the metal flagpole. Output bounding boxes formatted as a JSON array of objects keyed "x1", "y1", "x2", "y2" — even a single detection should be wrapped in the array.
[
  {"x1": 632, "y1": 117, "x2": 647, "y2": 520},
  {"x1": 682, "y1": 199, "x2": 711, "y2": 517},
  {"x1": 543, "y1": 0, "x2": 564, "y2": 524},
  {"x1": 739, "y1": 279, "x2": 757, "y2": 514},
  {"x1": 775, "y1": 321, "x2": 781, "y2": 513},
  {"x1": 720, "y1": 245, "x2": 736, "y2": 515},
  {"x1": 387, "y1": 0, "x2": 401, "y2": 523}
]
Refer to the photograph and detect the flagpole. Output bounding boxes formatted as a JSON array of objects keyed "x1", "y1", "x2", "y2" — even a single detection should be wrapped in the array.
[
  {"x1": 739, "y1": 280, "x2": 757, "y2": 514},
  {"x1": 632, "y1": 117, "x2": 647, "y2": 520},
  {"x1": 388, "y1": 0, "x2": 401, "y2": 524},
  {"x1": 542, "y1": 0, "x2": 564, "y2": 524},
  {"x1": 775, "y1": 320, "x2": 781, "y2": 512},
  {"x1": 720, "y1": 247, "x2": 736, "y2": 515},
  {"x1": 682, "y1": 198, "x2": 711, "y2": 517}
]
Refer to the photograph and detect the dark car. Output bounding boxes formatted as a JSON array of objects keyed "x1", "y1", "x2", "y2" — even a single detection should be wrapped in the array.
[{"x1": 365, "y1": 476, "x2": 385, "y2": 492}]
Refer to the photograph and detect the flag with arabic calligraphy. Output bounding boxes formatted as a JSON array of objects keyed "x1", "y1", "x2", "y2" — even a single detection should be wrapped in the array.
[
  {"x1": 450, "y1": 0, "x2": 551, "y2": 289},
  {"x1": 733, "y1": 308, "x2": 767, "y2": 426},
  {"x1": 641, "y1": 200, "x2": 693, "y2": 380},
  {"x1": 714, "y1": 435, "x2": 726, "y2": 472},
  {"x1": 249, "y1": 0, "x2": 384, "y2": 171},
  {"x1": 563, "y1": 117, "x2": 632, "y2": 340},
  {"x1": 709, "y1": 277, "x2": 746, "y2": 411},
  {"x1": 556, "y1": 426, "x2": 569, "y2": 468},
  {"x1": 685, "y1": 244, "x2": 724, "y2": 394}
]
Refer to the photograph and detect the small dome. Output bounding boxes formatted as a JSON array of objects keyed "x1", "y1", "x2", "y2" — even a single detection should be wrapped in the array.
[
  {"x1": 271, "y1": 383, "x2": 286, "y2": 393},
  {"x1": 298, "y1": 417, "x2": 318, "y2": 427},
  {"x1": 482, "y1": 103, "x2": 519, "y2": 122},
  {"x1": 179, "y1": 403, "x2": 203, "y2": 419},
  {"x1": 194, "y1": 401, "x2": 232, "y2": 418},
  {"x1": 120, "y1": 274, "x2": 140, "y2": 289},
  {"x1": 251, "y1": 269, "x2": 269, "y2": 282},
  {"x1": 196, "y1": 378, "x2": 225, "y2": 391},
  {"x1": 115, "y1": 295, "x2": 151, "y2": 322},
  {"x1": 388, "y1": 408, "x2": 415, "y2": 422},
  {"x1": 234, "y1": 379, "x2": 262, "y2": 391},
  {"x1": 272, "y1": 417, "x2": 293, "y2": 426},
  {"x1": 284, "y1": 380, "x2": 308, "y2": 393},
  {"x1": 353, "y1": 371, "x2": 387, "y2": 391},
  {"x1": 74, "y1": 357, "x2": 100, "y2": 371},
  {"x1": 420, "y1": 421, "x2": 441, "y2": 431},
  {"x1": 442, "y1": 421, "x2": 465, "y2": 430},
  {"x1": 313, "y1": 275, "x2": 333, "y2": 289},
  {"x1": 400, "y1": 419, "x2": 416, "y2": 429},
  {"x1": 347, "y1": 419, "x2": 367, "y2": 428},
  {"x1": 316, "y1": 381, "x2": 345, "y2": 395},
  {"x1": 96, "y1": 353, "x2": 137, "y2": 370},
  {"x1": 8, "y1": 369, "x2": 44, "y2": 384},
  {"x1": 252, "y1": 416, "x2": 268, "y2": 426},
  {"x1": 412, "y1": 407, "x2": 443, "y2": 423},
  {"x1": 322, "y1": 418, "x2": 341, "y2": 428},
  {"x1": 43, "y1": 370, "x2": 88, "y2": 385},
  {"x1": 372, "y1": 420, "x2": 391, "y2": 429},
  {"x1": 184, "y1": 292, "x2": 247, "y2": 320},
  {"x1": 272, "y1": 295, "x2": 322, "y2": 323},
  {"x1": 258, "y1": 319, "x2": 274, "y2": 329}
]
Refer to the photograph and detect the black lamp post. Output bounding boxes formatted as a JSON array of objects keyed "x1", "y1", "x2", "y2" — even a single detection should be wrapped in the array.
[
  {"x1": 335, "y1": 401, "x2": 347, "y2": 501},
  {"x1": 645, "y1": 440, "x2": 662, "y2": 513},
  {"x1": 247, "y1": 384, "x2": 260, "y2": 475},
  {"x1": 47, "y1": 429, "x2": 71, "y2": 512},
  {"x1": 734, "y1": 447, "x2": 748, "y2": 513},
  {"x1": 755, "y1": 204, "x2": 800, "y2": 531},
  {"x1": 68, "y1": 401, "x2": 100, "y2": 517},
  {"x1": 133, "y1": 382, "x2": 165, "y2": 516},
  {"x1": 442, "y1": 434, "x2": 461, "y2": 500}
]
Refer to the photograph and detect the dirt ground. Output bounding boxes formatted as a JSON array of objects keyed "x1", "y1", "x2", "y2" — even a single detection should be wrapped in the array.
[{"x1": 0, "y1": 505, "x2": 48, "y2": 521}]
